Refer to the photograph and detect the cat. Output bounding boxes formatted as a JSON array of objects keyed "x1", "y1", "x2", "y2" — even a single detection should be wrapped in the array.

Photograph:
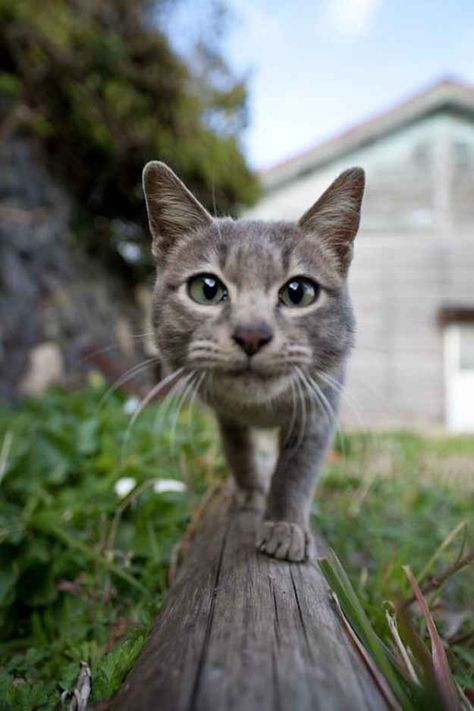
[{"x1": 142, "y1": 161, "x2": 365, "y2": 562}]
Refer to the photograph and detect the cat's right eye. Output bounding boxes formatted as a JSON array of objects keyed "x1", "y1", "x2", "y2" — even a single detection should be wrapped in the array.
[
  {"x1": 279, "y1": 277, "x2": 319, "y2": 308},
  {"x1": 188, "y1": 273, "x2": 228, "y2": 305}
]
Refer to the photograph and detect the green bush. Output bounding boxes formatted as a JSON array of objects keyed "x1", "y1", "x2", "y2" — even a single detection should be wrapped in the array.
[
  {"x1": 0, "y1": 381, "x2": 224, "y2": 705},
  {"x1": 0, "y1": 0, "x2": 259, "y2": 276}
]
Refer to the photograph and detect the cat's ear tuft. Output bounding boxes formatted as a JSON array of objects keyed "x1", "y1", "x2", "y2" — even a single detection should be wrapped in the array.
[
  {"x1": 298, "y1": 167, "x2": 365, "y2": 270},
  {"x1": 142, "y1": 161, "x2": 212, "y2": 261}
]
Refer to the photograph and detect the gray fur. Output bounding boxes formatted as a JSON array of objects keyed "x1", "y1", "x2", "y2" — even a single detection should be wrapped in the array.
[{"x1": 143, "y1": 161, "x2": 365, "y2": 562}]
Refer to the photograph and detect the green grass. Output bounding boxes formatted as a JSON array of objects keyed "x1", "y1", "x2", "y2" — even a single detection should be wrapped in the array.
[
  {"x1": 0, "y1": 378, "x2": 224, "y2": 708},
  {"x1": 0, "y1": 382, "x2": 472, "y2": 708},
  {"x1": 317, "y1": 431, "x2": 474, "y2": 699}
]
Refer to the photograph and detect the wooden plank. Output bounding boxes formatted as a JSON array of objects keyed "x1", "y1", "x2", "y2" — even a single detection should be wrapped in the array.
[{"x1": 111, "y1": 490, "x2": 387, "y2": 711}]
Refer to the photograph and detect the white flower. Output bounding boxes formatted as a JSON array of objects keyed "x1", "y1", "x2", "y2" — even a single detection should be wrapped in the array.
[
  {"x1": 153, "y1": 479, "x2": 186, "y2": 494},
  {"x1": 114, "y1": 476, "x2": 136, "y2": 498},
  {"x1": 123, "y1": 396, "x2": 140, "y2": 415}
]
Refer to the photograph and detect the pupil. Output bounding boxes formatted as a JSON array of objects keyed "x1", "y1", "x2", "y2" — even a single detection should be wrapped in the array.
[
  {"x1": 203, "y1": 277, "x2": 218, "y2": 300},
  {"x1": 288, "y1": 281, "x2": 303, "y2": 303}
]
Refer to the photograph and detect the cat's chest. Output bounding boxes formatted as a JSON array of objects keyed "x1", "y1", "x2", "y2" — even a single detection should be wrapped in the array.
[{"x1": 201, "y1": 392, "x2": 292, "y2": 429}]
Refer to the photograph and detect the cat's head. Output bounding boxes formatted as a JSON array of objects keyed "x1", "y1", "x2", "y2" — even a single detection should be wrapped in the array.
[{"x1": 143, "y1": 162, "x2": 364, "y2": 404}]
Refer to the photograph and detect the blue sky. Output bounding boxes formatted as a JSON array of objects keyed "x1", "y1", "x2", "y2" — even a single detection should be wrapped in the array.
[{"x1": 168, "y1": 0, "x2": 474, "y2": 170}]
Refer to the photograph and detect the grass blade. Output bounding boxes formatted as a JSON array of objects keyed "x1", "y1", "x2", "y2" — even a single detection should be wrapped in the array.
[
  {"x1": 416, "y1": 520, "x2": 467, "y2": 585},
  {"x1": 385, "y1": 608, "x2": 421, "y2": 686},
  {"x1": 332, "y1": 593, "x2": 402, "y2": 710},
  {"x1": 319, "y1": 551, "x2": 412, "y2": 707},
  {"x1": 32, "y1": 516, "x2": 149, "y2": 596},
  {"x1": 403, "y1": 565, "x2": 460, "y2": 710}
]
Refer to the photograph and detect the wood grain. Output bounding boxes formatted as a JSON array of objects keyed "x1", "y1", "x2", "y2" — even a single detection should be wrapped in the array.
[{"x1": 111, "y1": 490, "x2": 387, "y2": 711}]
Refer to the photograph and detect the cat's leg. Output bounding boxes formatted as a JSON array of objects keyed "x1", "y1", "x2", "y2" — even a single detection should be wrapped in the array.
[
  {"x1": 218, "y1": 417, "x2": 267, "y2": 510},
  {"x1": 258, "y1": 417, "x2": 333, "y2": 562}
]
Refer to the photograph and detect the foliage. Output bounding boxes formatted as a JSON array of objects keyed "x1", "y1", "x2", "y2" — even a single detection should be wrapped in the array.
[
  {"x1": 0, "y1": 389, "x2": 472, "y2": 708},
  {"x1": 318, "y1": 432, "x2": 474, "y2": 700},
  {"x1": 321, "y1": 552, "x2": 461, "y2": 709},
  {"x1": 0, "y1": 0, "x2": 259, "y2": 276},
  {"x1": 0, "y1": 380, "x2": 224, "y2": 707}
]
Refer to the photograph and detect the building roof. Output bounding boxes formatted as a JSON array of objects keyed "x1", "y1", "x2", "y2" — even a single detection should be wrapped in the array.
[{"x1": 262, "y1": 78, "x2": 474, "y2": 192}]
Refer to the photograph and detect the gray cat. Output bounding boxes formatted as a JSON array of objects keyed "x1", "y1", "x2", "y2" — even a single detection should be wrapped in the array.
[{"x1": 143, "y1": 161, "x2": 365, "y2": 562}]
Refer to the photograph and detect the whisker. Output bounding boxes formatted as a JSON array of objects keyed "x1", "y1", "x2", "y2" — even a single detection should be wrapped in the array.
[
  {"x1": 188, "y1": 350, "x2": 222, "y2": 358},
  {"x1": 205, "y1": 370, "x2": 214, "y2": 399},
  {"x1": 284, "y1": 374, "x2": 298, "y2": 447},
  {"x1": 295, "y1": 368, "x2": 337, "y2": 469},
  {"x1": 189, "y1": 342, "x2": 222, "y2": 352},
  {"x1": 120, "y1": 367, "x2": 185, "y2": 463},
  {"x1": 187, "y1": 357, "x2": 223, "y2": 365},
  {"x1": 303, "y1": 370, "x2": 350, "y2": 466},
  {"x1": 296, "y1": 367, "x2": 349, "y2": 468},
  {"x1": 181, "y1": 371, "x2": 207, "y2": 452},
  {"x1": 262, "y1": 358, "x2": 311, "y2": 368},
  {"x1": 314, "y1": 370, "x2": 342, "y2": 391},
  {"x1": 186, "y1": 371, "x2": 206, "y2": 428},
  {"x1": 151, "y1": 374, "x2": 189, "y2": 445},
  {"x1": 298, "y1": 368, "x2": 333, "y2": 426},
  {"x1": 293, "y1": 370, "x2": 308, "y2": 451},
  {"x1": 315, "y1": 380, "x2": 349, "y2": 464},
  {"x1": 81, "y1": 332, "x2": 156, "y2": 362},
  {"x1": 311, "y1": 371, "x2": 385, "y2": 470},
  {"x1": 169, "y1": 371, "x2": 199, "y2": 447},
  {"x1": 312, "y1": 378, "x2": 338, "y2": 426},
  {"x1": 285, "y1": 347, "x2": 312, "y2": 356},
  {"x1": 97, "y1": 357, "x2": 159, "y2": 410},
  {"x1": 316, "y1": 370, "x2": 366, "y2": 432},
  {"x1": 296, "y1": 367, "x2": 330, "y2": 422}
]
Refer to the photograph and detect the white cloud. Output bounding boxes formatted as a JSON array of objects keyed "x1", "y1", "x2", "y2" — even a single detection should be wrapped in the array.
[{"x1": 326, "y1": 0, "x2": 379, "y2": 36}]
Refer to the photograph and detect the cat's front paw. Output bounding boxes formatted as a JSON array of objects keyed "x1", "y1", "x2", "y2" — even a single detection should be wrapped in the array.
[{"x1": 257, "y1": 521, "x2": 310, "y2": 562}]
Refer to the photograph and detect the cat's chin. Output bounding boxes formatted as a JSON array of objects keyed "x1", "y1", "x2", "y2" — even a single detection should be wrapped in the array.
[{"x1": 209, "y1": 370, "x2": 292, "y2": 405}]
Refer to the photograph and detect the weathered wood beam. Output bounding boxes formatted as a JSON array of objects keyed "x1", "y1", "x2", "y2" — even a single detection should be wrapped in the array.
[{"x1": 111, "y1": 490, "x2": 387, "y2": 711}]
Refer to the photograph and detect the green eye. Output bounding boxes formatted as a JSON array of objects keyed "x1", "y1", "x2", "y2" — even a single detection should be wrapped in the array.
[
  {"x1": 279, "y1": 277, "x2": 319, "y2": 308},
  {"x1": 188, "y1": 273, "x2": 228, "y2": 305}
]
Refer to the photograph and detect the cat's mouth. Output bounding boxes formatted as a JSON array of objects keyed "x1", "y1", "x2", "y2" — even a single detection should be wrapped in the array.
[
  {"x1": 206, "y1": 363, "x2": 292, "y2": 404},
  {"x1": 234, "y1": 370, "x2": 281, "y2": 383},
  {"x1": 224, "y1": 362, "x2": 287, "y2": 380}
]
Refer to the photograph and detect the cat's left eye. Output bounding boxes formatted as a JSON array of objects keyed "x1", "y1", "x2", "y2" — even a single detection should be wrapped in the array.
[
  {"x1": 279, "y1": 277, "x2": 319, "y2": 308},
  {"x1": 188, "y1": 273, "x2": 228, "y2": 305}
]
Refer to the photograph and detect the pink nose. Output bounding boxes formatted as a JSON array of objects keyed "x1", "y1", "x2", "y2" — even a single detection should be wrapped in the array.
[{"x1": 232, "y1": 323, "x2": 273, "y2": 356}]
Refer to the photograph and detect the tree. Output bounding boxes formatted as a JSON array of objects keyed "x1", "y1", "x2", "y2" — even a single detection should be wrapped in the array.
[{"x1": 0, "y1": 0, "x2": 259, "y2": 275}]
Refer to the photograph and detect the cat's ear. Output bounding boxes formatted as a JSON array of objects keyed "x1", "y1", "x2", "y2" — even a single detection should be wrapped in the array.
[
  {"x1": 298, "y1": 167, "x2": 365, "y2": 270},
  {"x1": 143, "y1": 161, "x2": 212, "y2": 260}
]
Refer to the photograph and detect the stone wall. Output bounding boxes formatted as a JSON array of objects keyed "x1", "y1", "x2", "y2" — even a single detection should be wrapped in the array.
[{"x1": 0, "y1": 134, "x2": 154, "y2": 400}]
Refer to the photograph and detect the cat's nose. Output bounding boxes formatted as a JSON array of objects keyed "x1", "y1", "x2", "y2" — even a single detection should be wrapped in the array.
[{"x1": 232, "y1": 323, "x2": 273, "y2": 356}]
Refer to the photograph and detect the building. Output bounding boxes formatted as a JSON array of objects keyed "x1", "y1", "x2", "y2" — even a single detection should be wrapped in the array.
[{"x1": 247, "y1": 79, "x2": 474, "y2": 432}]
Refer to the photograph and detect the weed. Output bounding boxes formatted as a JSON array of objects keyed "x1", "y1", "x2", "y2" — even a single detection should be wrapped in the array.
[{"x1": 0, "y1": 386, "x2": 472, "y2": 707}]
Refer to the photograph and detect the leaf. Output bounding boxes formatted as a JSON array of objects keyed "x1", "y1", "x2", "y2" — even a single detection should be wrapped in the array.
[
  {"x1": 92, "y1": 636, "x2": 145, "y2": 702},
  {"x1": 385, "y1": 608, "x2": 420, "y2": 686},
  {"x1": 31, "y1": 514, "x2": 149, "y2": 596},
  {"x1": 319, "y1": 551, "x2": 412, "y2": 707},
  {"x1": 403, "y1": 565, "x2": 460, "y2": 710},
  {"x1": 77, "y1": 418, "x2": 100, "y2": 456},
  {"x1": 0, "y1": 568, "x2": 17, "y2": 606},
  {"x1": 333, "y1": 593, "x2": 402, "y2": 710},
  {"x1": 416, "y1": 520, "x2": 467, "y2": 585}
]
